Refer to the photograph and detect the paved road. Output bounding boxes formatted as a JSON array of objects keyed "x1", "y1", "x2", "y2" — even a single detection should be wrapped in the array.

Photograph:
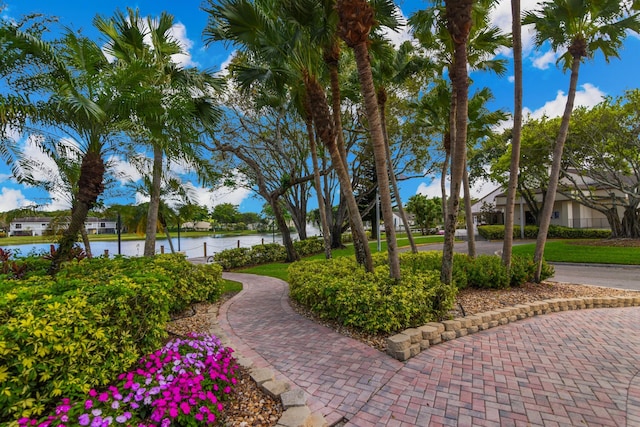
[
  {"x1": 219, "y1": 272, "x2": 640, "y2": 427},
  {"x1": 423, "y1": 240, "x2": 640, "y2": 291}
]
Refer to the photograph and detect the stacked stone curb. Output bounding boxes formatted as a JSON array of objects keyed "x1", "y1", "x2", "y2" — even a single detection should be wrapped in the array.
[{"x1": 386, "y1": 295, "x2": 640, "y2": 361}]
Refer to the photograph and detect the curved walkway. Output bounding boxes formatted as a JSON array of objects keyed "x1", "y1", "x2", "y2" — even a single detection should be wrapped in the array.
[{"x1": 219, "y1": 272, "x2": 640, "y2": 426}]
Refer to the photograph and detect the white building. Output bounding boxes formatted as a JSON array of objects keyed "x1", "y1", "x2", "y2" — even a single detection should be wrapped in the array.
[{"x1": 9, "y1": 217, "x2": 118, "y2": 237}]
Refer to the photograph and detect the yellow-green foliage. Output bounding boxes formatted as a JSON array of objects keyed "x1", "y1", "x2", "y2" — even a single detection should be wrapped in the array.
[
  {"x1": 288, "y1": 257, "x2": 456, "y2": 334},
  {"x1": 0, "y1": 254, "x2": 223, "y2": 422}
]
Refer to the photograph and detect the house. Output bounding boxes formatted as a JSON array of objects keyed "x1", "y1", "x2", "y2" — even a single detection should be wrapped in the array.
[
  {"x1": 9, "y1": 217, "x2": 118, "y2": 236},
  {"x1": 391, "y1": 211, "x2": 415, "y2": 231},
  {"x1": 473, "y1": 176, "x2": 623, "y2": 230}
]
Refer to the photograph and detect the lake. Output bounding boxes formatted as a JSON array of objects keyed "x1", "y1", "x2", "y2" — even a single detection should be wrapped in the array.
[{"x1": 1, "y1": 229, "x2": 319, "y2": 259}]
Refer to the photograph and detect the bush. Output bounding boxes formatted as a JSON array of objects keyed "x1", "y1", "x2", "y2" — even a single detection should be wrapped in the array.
[
  {"x1": 288, "y1": 257, "x2": 456, "y2": 333},
  {"x1": 17, "y1": 334, "x2": 238, "y2": 427},
  {"x1": 478, "y1": 225, "x2": 611, "y2": 240},
  {"x1": 214, "y1": 238, "x2": 326, "y2": 271},
  {"x1": 293, "y1": 236, "x2": 325, "y2": 257},
  {"x1": 0, "y1": 255, "x2": 223, "y2": 423}
]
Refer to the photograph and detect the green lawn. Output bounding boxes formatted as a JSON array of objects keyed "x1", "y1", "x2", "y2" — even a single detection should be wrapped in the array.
[
  {"x1": 512, "y1": 240, "x2": 640, "y2": 265},
  {"x1": 241, "y1": 234, "x2": 445, "y2": 280}
]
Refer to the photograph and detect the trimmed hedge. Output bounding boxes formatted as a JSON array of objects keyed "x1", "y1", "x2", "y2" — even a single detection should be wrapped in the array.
[
  {"x1": 478, "y1": 225, "x2": 612, "y2": 240},
  {"x1": 288, "y1": 252, "x2": 554, "y2": 334},
  {"x1": 288, "y1": 256, "x2": 456, "y2": 333},
  {"x1": 0, "y1": 254, "x2": 223, "y2": 422},
  {"x1": 213, "y1": 237, "x2": 325, "y2": 270}
]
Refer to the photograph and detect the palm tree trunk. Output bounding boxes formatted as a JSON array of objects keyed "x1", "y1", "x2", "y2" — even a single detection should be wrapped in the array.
[
  {"x1": 304, "y1": 74, "x2": 373, "y2": 271},
  {"x1": 49, "y1": 151, "x2": 105, "y2": 274},
  {"x1": 440, "y1": 133, "x2": 450, "y2": 222},
  {"x1": 351, "y1": 42, "x2": 401, "y2": 280},
  {"x1": 144, "y1": 144, "x2": 163, "y2": 256},
  {"x1": 442, "y1": 0, "x2": 472, "y2": 285},
  {"x1": 378, "y1": 87, "x2": 417, "y2": 254},
  {"x1": 502, "y1": 0, "x2": 523, "y2": 269},
  {"x1": 463, "y1": 166, "x2": 476, "y2": 258},
  {"x1": 304, "y1": 99, "x2": 332, "y2": 259},
  {"x1": 534, "y1": 57, "x2": 581, "y2": 281}
]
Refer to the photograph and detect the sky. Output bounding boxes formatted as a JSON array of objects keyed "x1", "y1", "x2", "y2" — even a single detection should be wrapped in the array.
[{"x1": 1, "y1": 0, "x2": 640, "y2": 215}]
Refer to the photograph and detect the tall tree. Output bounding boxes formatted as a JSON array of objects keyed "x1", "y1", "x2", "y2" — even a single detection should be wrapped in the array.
[
  {"x1": 502, "y1": 0, "x2": 523, "y2": 269},
  {"x1": 524, "y1": 0, "x2": 640, "y2": 281},
  {"x1": 203, "y1": 0, "x2": 375, "y2": 269},
  {"x1": 0, "y1": 23, "x2": 132, "y2": 273},
  {"x1": 95, "y1": 8, "x2": 222, "y2": 257},
  {"x1": 336, "y1": 0, "x2": 402, "y2": 280}
]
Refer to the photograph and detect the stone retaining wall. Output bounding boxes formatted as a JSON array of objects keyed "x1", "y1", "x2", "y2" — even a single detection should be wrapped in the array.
[{"x1": 386, "y1": 296, "x2": 640, "y2": 361}]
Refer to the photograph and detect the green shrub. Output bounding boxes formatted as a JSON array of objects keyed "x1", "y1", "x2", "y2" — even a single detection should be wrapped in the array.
[
  {"x1": 0, "y1": 255, "x2": 223, "y2": 422},
  {"x1": 478, "y1": 225, "x2": 611, "y2": 240},
  {"x1": 214, "y1": 238, "x2": 326, "y2": 271},
  {"x1": 213, "y1": 247, "x2": 253, "y2": 270},
  {"x1": 288, "y1": 257, "x2": 456, "y2": 333},
  {"x1": 293, "y1": 236, "x2": 325, "y2": 257}
]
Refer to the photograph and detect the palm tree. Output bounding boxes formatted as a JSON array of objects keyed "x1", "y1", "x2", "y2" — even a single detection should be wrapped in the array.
[
  {"x1": 0, "y1": 23, "x2": 132, "y2": 273},
  {"x1": 524, "y1": 0, "x2": 640, "y2": 281},
  {"x1": 95, "y1": 8, "x2": 222, "y2": 257},
  {"x1": 336, "y1": 0, "x2": 403, "y2": 280},
  {"x1": 502, "y1": 0, "x2": 523, "y2": 270},
  {"x1": 203, "y1": 0, "x2": 376, "y2": 269},
  {"x1": 370, "y1": 40, "x2": 431, "y2": 254}
]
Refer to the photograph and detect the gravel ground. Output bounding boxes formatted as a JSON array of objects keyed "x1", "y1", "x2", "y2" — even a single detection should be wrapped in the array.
[{"x1": 166, "y1": 281, "x2": 640, "y2": 426}]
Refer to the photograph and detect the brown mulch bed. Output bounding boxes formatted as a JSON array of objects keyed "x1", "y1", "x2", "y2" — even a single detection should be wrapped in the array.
[
  {"x1": 570, "y1": 238, "x2": 640, "y2": 247},
  {"x1": 167, "y1": 281, "x2": 640, "y2": 426}
]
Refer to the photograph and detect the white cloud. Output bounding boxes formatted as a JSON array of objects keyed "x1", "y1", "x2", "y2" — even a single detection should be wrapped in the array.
[
  {"x1": 0, "y1": 187, "x2": 33, "y2": 211},
  {"x1": 524, "y1": 83, "x2": 605, "y2": 120},
  {"x1": 489, "y1": 0, "x2": 549, "y2": 59},
  {"x1": 532, "y1": 50, "x2": 559, "y2": 70},
  {"x1": 416, "y1": 175, "x2": 499, "y2": 200},
  {"x1": 382, "y1": 7, "x2": 413, "y2": 48},
  {"x1": 169, "y1": 22, "x2": 199, "y2": 68},
  {"x1": 507, "y1": 75, "x2": 515, "y2": 83},
  {"x1": 108, "y1": 155, "x2": 143, "y2": 184},
  {"x1": 217, "y1": 50, "x2": 236, "y2": 76}
]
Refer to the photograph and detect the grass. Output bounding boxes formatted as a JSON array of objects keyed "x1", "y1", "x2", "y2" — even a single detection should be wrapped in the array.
[
  {"x1": 512, "y1": 240, "x2": 640, "y2": 265},
  {"x1": 221, "y1": 278, "x2": 243, "y2": 294},
  {"x1": 241, "y1": 234, "x2": 445, "y2": 280}
]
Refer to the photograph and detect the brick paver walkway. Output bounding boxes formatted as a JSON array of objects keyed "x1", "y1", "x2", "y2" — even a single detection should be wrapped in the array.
[{"x1": 219, "y1": 272, "x2": 640, "y2": 426}]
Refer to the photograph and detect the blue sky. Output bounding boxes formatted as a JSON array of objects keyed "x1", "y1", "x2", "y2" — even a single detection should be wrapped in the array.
[{"x1": 1, "y1": 0, "x2": 640, "y2": 215}]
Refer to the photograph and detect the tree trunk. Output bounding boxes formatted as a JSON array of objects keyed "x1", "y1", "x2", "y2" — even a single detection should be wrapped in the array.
[
  {"x1": 144, "y1": 144, "x2": 163, "y2": 256},
  {"x1": 622, "y1": 203, "x2": 640, "y2": 238},
  {"x1": 304, "y1": 99, "x2": 332, "y2": 259},
  {"x1": 604, "y1": 208, "x2": 623, "y2": 238},
  {"x1": 272, "y1": 199, "x2": 299, "y2": 262},
  {"x1": 304, "y1": 74, "x2": 373, "y2": 271},
  {"x1": 49, "y1": 150, "x2": 105, "y2": 274},
  {"x1": 502, "y1": 0, "x2": 523, "y2": 269},
  {"x1": 442, "y1": 0, "x2": 472, "y2": 285},
  {"x1": 534, "y1": 56, "x2": 581, "y2": 281},
  {"x1": 351, "y1": 42, "x2": 401, "y2": 280},
  {"x1": 463, "y1": 166, "x2": 476, "y2": 258},
  {"x1": 440, "y1": 133, "x2": 450, "y2": 223},
  {"x1": 81, "y1": 225, "x2": 92, "y2": 258},
  {"x1": 378, "y1": 86, "x2": 417, "y2": 254}
]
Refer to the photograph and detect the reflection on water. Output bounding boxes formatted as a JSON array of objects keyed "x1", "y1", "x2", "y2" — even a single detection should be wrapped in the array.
[{"x1": 1, "y1": 231, "x2": 318, "y2": 259}]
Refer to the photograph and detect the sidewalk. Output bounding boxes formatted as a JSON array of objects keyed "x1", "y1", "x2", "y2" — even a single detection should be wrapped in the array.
[{"x1": 218, "y1": 272, "x2": 640, "y2": 426}]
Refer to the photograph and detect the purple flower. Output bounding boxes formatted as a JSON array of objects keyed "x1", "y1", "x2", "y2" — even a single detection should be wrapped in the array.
[{"x1": 78, "y1": 414, "x2": 90, "y2": 426}]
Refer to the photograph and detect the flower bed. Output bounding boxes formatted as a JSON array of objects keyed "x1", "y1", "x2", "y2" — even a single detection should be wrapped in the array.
[{"x1": 18, "y1": 334, "x2": 238, "y2": 427}]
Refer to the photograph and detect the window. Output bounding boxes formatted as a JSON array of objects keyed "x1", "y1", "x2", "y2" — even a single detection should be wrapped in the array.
[
  {"x1": 100, "y1": 222, "x2": 106, "y2": 228},
  {"x1": 15, "y1": 224, "x2": 22, "y2": 229}
]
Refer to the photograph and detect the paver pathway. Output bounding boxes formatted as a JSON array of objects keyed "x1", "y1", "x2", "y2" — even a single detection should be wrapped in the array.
[{"x1": 219, "y1": 272, "x2": 640, "y2": 426}]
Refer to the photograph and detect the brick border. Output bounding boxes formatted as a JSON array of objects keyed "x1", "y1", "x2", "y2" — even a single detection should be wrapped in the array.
[{"x1": 386, "y1": 295, "x2": 640, "y2": 361}]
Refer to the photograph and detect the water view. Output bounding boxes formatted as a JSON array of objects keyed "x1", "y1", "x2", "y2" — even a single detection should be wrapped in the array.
[{"x1": 1, "y1": 231, "x2": 318, "y2": 260}]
